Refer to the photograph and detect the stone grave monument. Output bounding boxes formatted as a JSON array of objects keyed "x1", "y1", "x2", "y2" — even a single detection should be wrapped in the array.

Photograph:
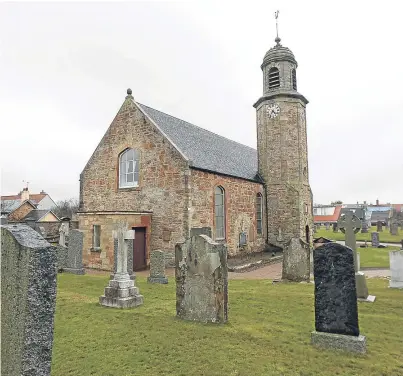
[
  {"x1": 148, "y1": 250, "x2": 168, "y2": 284},
  {"x1": 1, "y1": 224, "x2": 57, "y2": 376},
  {"x1": 389, "y1": 250, "x2": 403, "y2": 288},
  {"x1": 338, "y1": 212, "x2": 375, "y2": 302},
  {"x1": 110, "y1": 235, "x2": 135, "y2": 280},
  {"x1": 371, "y1": 232, "x2": 380, "y2": 247},
  {"x1": 332, "y1": 223, "x2": 338, "y2": 233},
  {"x1": 361, "y1": 221, "x2": 368, "y2": 233},
  {"x1": 100, "y1": 225, "x2": 143, "y2": 308},
  {"x1": 377, "y1": 221, "x2": 383, "y2": 232},
  {"x1": 64, "y1": 229, "x2": 85, "y2": 274},
  {"x1": 311, "y1": 242, "x2": 367, "y2": 353},
  {"x1": 282, "y1": 237, "x2": 310, "y2": 282},
  {"x1": 175, "y1": 235, "x2": 228, "y2": 323},
  {"x1": 58, "y1": 220, "x2": 69, "y2": 247},
  {"x1": 390, "y1": 222, "x2": 399, "y2": 236},
  {"x1": 325, "y1": 223, "x2": 330, "y2": 231}
]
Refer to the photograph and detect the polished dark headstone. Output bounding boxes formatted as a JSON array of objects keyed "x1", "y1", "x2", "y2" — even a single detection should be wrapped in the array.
[{"x1": 314, "y1": 243, "x2": 359, "y2": 336}]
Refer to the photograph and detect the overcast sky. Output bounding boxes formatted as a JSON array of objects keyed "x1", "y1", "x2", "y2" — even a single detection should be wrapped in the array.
[{"x1": 1, "y1": 1, "x2": 402, "y2": 205}]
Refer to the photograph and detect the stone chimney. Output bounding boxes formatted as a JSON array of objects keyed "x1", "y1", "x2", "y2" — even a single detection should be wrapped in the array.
[
  {"x1": 376, "y1": 199, "x2": 379, "y2": 206},
  {"x1": 21, "y1": 187, "x2": 30, "y2": 202}
]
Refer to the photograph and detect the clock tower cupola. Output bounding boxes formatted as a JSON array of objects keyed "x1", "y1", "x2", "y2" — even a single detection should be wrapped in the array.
[{"x1": 254, "y1": 12, "x2": 313, "y2": 254}]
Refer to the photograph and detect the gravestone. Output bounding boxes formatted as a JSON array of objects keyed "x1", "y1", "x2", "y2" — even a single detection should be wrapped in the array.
[
  {"x1": 175, "y1": 235, "x2": 228, "y2": 323},
  {"x1": 371, "y1": 232, "x2": 380, "y2": 247},
  {"x1": 58, "y1": 221, "x2": 69, "y2": 247},
  {"x1": 282, "y1": 237, "x2": 310, "y2": 282},
  {"x1": 311, "y1": 242, "x2": 366, "y2": 353},
  {"x1": 377, "y1": 221, "x2": 383, "y2": 232},
  {"x1": 390, "y1": 222, "x2": 399, "y2": 236},
  {"x1": 389, "y1": 250, "x2": 403, "y2": 288},
  {"x1": 361, "y1": 221, "x2": 368, "y2": 233},
  {"x1": 110, "y1": 236, "x2": 134, "y2": 280},
  {"x1": 325, "y1": 223, "x2": 330, "y2": 231},
  {"x1": 332, "y1": 223, "x2": 338, "y2": 233},
  {"x1": 313, "y1": 225, "x2": 317, "y2": 234},
  {"x1": 148, "y1": 250, "x2": 168, "y2": 284},
  {"x1": 1, "y1": 224, "x2": 57, "y2": 376},
  {"x1": 64, "y1": 229, "x2": 85, "y2": 275},
  {"x1": 338, "y1": 212, "x2": 375, "y2": 302},
  {"x1": 100, "y1": 226, "x2": 143, "y2": 308},
  {"x1": 53, "y1": 244, "x2": 67, "y2": 272}
]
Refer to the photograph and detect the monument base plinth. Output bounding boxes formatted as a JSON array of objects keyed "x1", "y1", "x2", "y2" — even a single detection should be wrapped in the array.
[
  {"x1": 311, "y1": 331, "x2": 367, "y2": 354},
  {"x1": 100, "y1": 278, "x2": 143, "y2": 309},
  {"x1": 389, "y1": 281, "x2": 403, "y2": 288},
  {"x1": 63, "y1": 267, "x2": 85, "y2": 275},
  {"x1": 147, "y1": 276, "x2": 168, "y2": 284}
]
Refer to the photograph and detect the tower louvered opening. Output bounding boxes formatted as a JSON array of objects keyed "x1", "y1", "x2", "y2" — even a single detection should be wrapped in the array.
[
  {"x1": 268, "y1": 67, "x2": 280, "y2": 89},
  {"x1": 292, "y1": 69, "x2": 297, "y2": 90}
]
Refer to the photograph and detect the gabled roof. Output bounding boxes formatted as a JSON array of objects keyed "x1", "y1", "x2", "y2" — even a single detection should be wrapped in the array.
[
  {"x1": 22, "y1": 209, "x2": 59, "y2": 222},
  {"x1": 137, "y1": 103, "x2": 260, "y2": 182},
  {"x1": 1, "y1": 199, "x2": 37, "y2": 215},
  {"x1": 1, "y1": 193, "x2": 47, "y2": 204},
  {"x1": 314, "y1": 205, "x2": 342, "y2": 223}
]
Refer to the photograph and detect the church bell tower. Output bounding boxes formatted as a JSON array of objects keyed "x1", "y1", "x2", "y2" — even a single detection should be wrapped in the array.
[{"x1": 254, "y1": 14, "x2": 313, "y2": 249}]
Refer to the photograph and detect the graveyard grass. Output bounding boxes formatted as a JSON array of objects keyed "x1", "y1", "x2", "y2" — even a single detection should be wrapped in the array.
[
  {"x1": 52, "y1": 274, "x2": 403, "y2": 376},
  {"x1": 316, "y1": 226, "x2": 402, "y2": 244}
]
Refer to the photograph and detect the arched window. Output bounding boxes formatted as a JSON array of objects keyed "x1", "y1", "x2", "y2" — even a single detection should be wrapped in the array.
[
  {"x1": 214, "y1": 186, "x2": 225, "y2": 239},
  {"x1": 268, "y1": 67, "x2": 280, "y2": 89},
  {"x1": 256, "y1": 193, "x2": 263, "y2": 235},
  {"x1": 119, "y1": 148, "x2": 139, "y2": 188},
  {"x1": 292, "y1": 69, "x2": 297, "y2": 90}
]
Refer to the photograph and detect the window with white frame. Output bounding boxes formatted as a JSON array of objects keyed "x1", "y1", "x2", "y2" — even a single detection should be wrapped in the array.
[
  {"x1": 214, "y1": 186, "x2": 225, "y2": 239},
  {"x1": 119, "y1": 148, "x2": 139, "y2": 188},
  {"x1": 256, "y1": 193, "x2": 263, "y2": 235}
]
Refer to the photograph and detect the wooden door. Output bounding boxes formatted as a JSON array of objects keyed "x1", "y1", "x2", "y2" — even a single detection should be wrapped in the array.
[{"x1": 133, "y1": 227, "x2": 147, "y2": 271}]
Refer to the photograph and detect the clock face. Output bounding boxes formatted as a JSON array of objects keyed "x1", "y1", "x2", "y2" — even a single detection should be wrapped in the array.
[{"x1": 267, "y1": 103, "x2": 280, "y2": 119}]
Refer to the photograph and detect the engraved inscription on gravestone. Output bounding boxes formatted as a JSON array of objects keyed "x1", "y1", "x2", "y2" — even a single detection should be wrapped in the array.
[{"x1": 148, "y1": 250, "x2": 168, "y2": 284}]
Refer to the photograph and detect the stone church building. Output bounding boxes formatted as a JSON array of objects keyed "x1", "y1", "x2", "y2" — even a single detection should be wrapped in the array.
[{"x1": 78, "y1": 36, "x2": 313, "y2": 271}]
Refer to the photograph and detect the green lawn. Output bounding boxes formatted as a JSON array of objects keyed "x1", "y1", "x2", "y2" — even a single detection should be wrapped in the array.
[
  {"x1": 52, "y1": 274, "x2": 403, "y2": 376},
  {"x1": 358, "y1": 246, "x2": 400, "y2": 268},
  {"x1": 316, "y1": 226, "x2": 402, "y2": 244}
]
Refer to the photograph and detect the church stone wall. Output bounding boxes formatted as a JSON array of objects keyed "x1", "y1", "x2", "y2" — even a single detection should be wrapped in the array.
[
  {"x1": 79, "y1": 98, "x2": 190, "y2": 270},
  {"x1": 189, "y1": 169, "x2": 266, "y2": 256}
]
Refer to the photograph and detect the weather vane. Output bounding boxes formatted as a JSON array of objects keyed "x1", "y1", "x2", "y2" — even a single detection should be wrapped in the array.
[
  {"x1": 23, "y1": 180, "x2": 30, "y2": 189},
  {"x1": 274, "y1": 10, "x2": 281, "y2": 45}
]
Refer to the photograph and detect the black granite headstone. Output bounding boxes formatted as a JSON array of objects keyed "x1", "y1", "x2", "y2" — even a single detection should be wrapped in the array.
[{"x1": 314, "y1": 243, "x2": 359, "y2": 336}]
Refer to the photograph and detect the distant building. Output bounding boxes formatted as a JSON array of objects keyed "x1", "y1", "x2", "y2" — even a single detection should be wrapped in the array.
[{"x1": 313, "y1": 205, "x2": 342, "y2": 225}]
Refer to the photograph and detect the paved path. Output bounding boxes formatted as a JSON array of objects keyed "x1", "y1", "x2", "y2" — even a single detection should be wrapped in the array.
[{"x1": 336, "y1": 240, "x2": 401, "y2": 248}]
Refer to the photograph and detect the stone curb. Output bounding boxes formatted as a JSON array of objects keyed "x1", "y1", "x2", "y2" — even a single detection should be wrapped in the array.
[{"x1": 228, "y1": 255, "x2": 283, "y2": 273}]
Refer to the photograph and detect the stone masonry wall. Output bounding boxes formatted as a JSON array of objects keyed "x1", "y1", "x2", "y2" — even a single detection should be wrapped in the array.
[
  {"x1": 79, "y1": 97, "x2": 190, "y2": 270},
  {"x1": 79, "y1": 213, "x2": 151, "y2": 270},
  {"x1": 189, "y1": 169, "x2": 266, "y2": 256},
  {"x1": 257, "y1": 97, "x2": 313, "y2": 247}
]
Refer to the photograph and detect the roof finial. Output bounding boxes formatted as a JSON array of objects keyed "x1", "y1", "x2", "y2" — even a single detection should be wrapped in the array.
[
  {"x1": 274, "y1": 10, "x2": 281, "y2": 46},
  {"x1": 127, "y1": 88, "x2": 132, "y2": 96}
]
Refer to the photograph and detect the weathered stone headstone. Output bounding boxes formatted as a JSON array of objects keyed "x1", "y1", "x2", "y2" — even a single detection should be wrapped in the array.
[
  {"x1": 147, "y1": 250, "x2": 168, "y2": 284},
  {"x1": 338, "y1": 212, "x2": 374, "y2": 302},
  {"x1": 332, "y1": 223, "x2": 338, "y2": 233},
  {"x1": 377, "y1": 221, "x2": 383, "y2": 232},
  {"x1": 325, "y1": 223, "x2": 330, "y2": 231},
  {"x1": 100, "y1": 226, "x2": 143, "y2": 308},
  {"x1": 311, "y1": 242, "x2": 366, "y2": 353},
  {"x1": 1, "y1": 224, "x2": 57, "y2": 376},
  {"x1": 389, "y1": 250, "x2": 403, "y2": 288},
  {"x1": 390, "y1": 222, "x2": 399, "y2": 236},
  {"x1": 282, "y1": 237, "x2": 310, "y2": 282},
  {"x1": 361, "y1": 221, "x2": 368, "y2": 233},
  {"x1": 53, "y1": 244, "x2": 67, "y2": 272},
  {"x1": 371, "y1": 232, "x2": 380, "y2": 247},
  {"x1": 64, "y1": 229, "x2": 85, "y2": 274},
  {"x1": 313, "y1": 225, "x2": 317, "y2": 234},
  {"x1": 58, "y1": 221, "x2": 69, "y2": 247},
  {"x1": 175, "y1": 235, "x2": 228, "y2": 323}
]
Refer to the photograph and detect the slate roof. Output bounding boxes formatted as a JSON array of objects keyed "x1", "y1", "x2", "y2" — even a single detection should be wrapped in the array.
[
  {"x1": 138, "y1": 104, "x2": 260, "y2": 182},
  {"x1": 22, "y1": 209, "x2": 54, "y2": 222}
]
